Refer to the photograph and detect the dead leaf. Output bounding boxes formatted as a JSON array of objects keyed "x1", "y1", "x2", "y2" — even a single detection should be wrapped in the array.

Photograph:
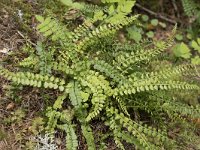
[
  {"x1": 55, "y1": 138, "x2": 62, "y2": 145},
  {"x1": 0, "y1": 48, "x2": 9, "y2": 54},
  {"x1": 6, "y1": 102, "x2": 15, "y2": 110}
]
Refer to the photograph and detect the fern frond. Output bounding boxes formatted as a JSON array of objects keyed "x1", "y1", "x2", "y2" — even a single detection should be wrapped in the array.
[
  {"x1": 114, "y1": 136, "x2": 125, "y2": 150},
  {"x1": 115, "y1": 38, "x2": 174, "y2": 71},
  {"x1": 57, "y1": 123, "x2": 78, "y2": 150},
  {"x1": 181, "y1": 0, "x2": 198, "y2": 17},
  {"x1": 115, "y1": 80, "x2": 200, "y2": 96},
  {"x1": 127, "y1": 64, "x2": 194, "y2": 83},
  {"x1": 114, "y1": 39, "x2": 152, "y2": 52},
  {"x1": 78, "y1": 70, "x2": 113, "y2": 121},
  {"x1": 86, "y1": 94, "x2": 106, "y2": 121},
  {"x1": 53, "y1": 93, "x2": 68, "y2": 109},
  {"x1": 19, "y1": 55, "x2": 39, "y2": 68},
  {"x1": 91, "y1": 60, "x2": 125, "y2": 83},
  {"x1": 154, "y1": 64, "x2": 194, "y2": 79},
  {"x1": 52, "y1": 62, "x2": 73, "y2": 75},
  {"x1": 36, "y1": 15, "x2": 71, "y2": 42},
  {"x1": 70, "y1": 19, "x2": 96, "y2": 43},
  {"x1": 68, "y1": 81, "x2": 83, "y2": 108},
  {"x1": 61, "y1": 0, "x2": 107, "y2": 13},
  {"x1": 129, "y1": 93, "x2": 200, "y2": 125},
  {"x1": 81, "y1": 124, "x2": 96, "y2": 150},
  {"x1": 36, "y1": 41, "x2": 53, "y2": 75},
  {"x1": 102, "y1": 0, "x2": 135, "y2": 5},
  {"x1": 116, "y1": 97, "x2": 129, "y2": 116},
  {"x1": 107, "y1": 116, "x2": 144, "y2": 149},
  {"x1": 45, "y1": 107, "x2": 61, "y2": 133},
  {"x1": 76, "y1": 15, "x2": 139, "y2": 52},
  {"x1": 106, "y1": 107, "x2": 164, "y2": 150},
  {"x1": 119, "y1": 131, "x2": 145, "y2": 149},
  {"x1": 0, "y1": 67, "x2": 67, "y2": 91},
  {"x1": 162, "y1": 100, "x2": 200, "y2": 119},
  {"x1": 102, "y1": 0, "x2": 136, "y2": 24},
  {"x1": 107, "y1": 117, "x2": 125, "y2": 150}
]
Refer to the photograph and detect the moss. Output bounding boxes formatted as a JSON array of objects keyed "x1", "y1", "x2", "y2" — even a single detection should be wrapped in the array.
[{"x1": 0, "y1": 129, "x2": 7, "y2": 140}]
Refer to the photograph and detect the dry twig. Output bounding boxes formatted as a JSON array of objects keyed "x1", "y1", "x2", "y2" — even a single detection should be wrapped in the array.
[{"x1": 135, "y1": 3, "x2": 178, "y2": 25}]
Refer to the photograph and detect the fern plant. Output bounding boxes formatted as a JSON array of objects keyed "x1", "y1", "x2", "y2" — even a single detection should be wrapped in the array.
[
  {"x1": 1, "y1": 0, "x2": 200, "y2": 149},
  {"x1": 181, "y1": 0, "x2": 200, "y2": 38},
  {"x1": 181, "y1": 0, "x2": 200, "y2": 19}
]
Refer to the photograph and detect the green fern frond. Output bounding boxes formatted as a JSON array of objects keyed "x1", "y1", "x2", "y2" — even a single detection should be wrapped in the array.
[
  {"x1": 0, "y1": 67, "x2": 67, "y2": 91},
  {"x1": 53, "y1": 93, "x2": 68, "y2": 109},
  {"x1": 128, "y1": 93, "x2": 200, "y2": 126},
  {"x1": 152, "y1": 64, "x2": 194, "y2": 79},
  {"x1": 61, "y1": 0, "x2": 107, "y2": 13},
  {"x1": 52, "y1": 62, "x2": 73, "y2": 75},
  {"x1": 107, "y1": 117, "x2": 126, "y2": 150},
  {"x1": 119, "y1": 131, "x2": 146, "y2": 149},
  {"x1": 102, "y1": 0, "x2": 136, "y2": 24},
  {"x1": 45, "y1": 107, "x2": 61, "y2": 133},
  {"x1": 60, "y1": 0, "x2": 84, "y2": 9},
  {"x1": 85, "y1": 93, "x2": 106, "y2": 121},
  {"x1": 181, "y1": 0, "x2": 198, "y2": 17},
  {"x1": 114, "y1": 39, "x2": 152, "y2": 52},
  {"x1": 36, "y1": 15, "x2": 71, "y2": 42},
  {"x1": 107, "y1": 117, "x2": 143, "y2": 150},
  {"x1": 114, "y1": 136, "x2": 125, "y2": 150},
  {"x1": 77, "y1": 70, "x2": 113, "y2": 121},
  {"x1": 106, "y1": 107, "x2": 163, "y2": 150},
  {"x1": 76, "y1": 15, "x2": 139, "y2": 51},
  {"x1": 68, "y1": 81, "x2": 83, "y2": 108},
  {"x1": 19, "y1": 55, "x2": 39, "y2": 68},
  {"x1": 70, "y1": 19, "x2": 96, "y2": 43},
  {"x1": 91, "y1": 60, "x2": 124, "y2": 83},
  {"x1": 116, "y1": 97, "x2": 129, "y2": 116},
  {"x1": 36, "y1": 41, "x2": 53, "y2": 75},
  {"x1": 127, "y1": 64, "x2": 194, "y2": 83},
  {"x1": 115, "y1": 36, "x2": 175, "y2": 71},
  {"x1": 81, "y1": 125, "x2": 96, "y2": 150},
  {"x1": 162, "y1": 100, "x2": 200, "y2": 119},
  {"x1": 102, "y1": 0, "x2": 135, "y2": 5},
  {"x1": 57, "y1": 123, "x2": 78, "y2": 150},
  {"x1": 115, "y1": 80, "x2": 200, "y2": 96}
]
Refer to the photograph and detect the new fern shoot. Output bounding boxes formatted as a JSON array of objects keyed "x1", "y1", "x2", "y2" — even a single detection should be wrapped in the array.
[{"x1": 0, "y1": 0, "x2": 200, "y2": 149}]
